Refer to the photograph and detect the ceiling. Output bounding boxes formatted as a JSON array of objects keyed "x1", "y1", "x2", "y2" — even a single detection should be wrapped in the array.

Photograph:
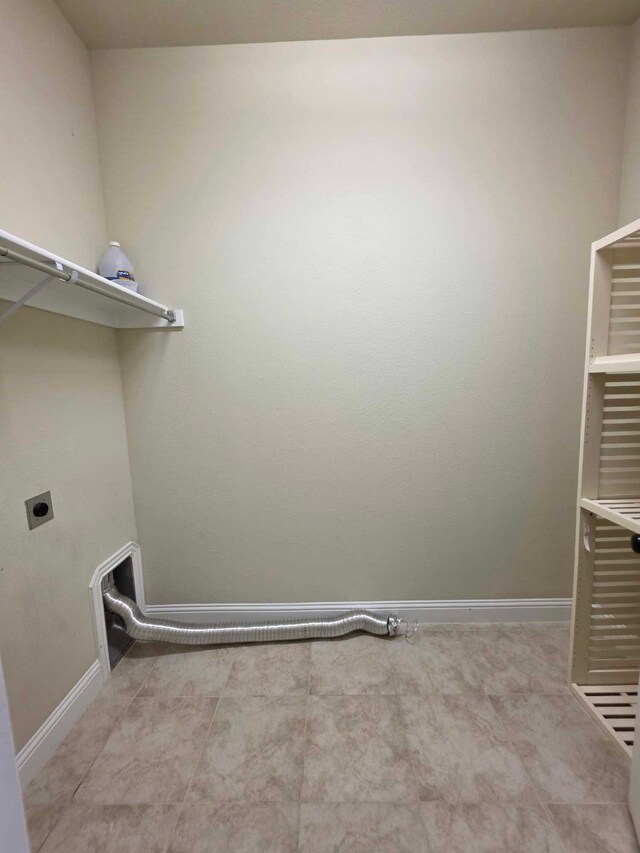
[{"x1": 55, "y1": 0, "x2": 640, "y2": 51}]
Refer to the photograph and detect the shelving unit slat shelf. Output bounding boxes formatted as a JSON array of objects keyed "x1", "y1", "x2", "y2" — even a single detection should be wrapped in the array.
[
  {"x1": 580, "y1": 499, "x2": 640, "y2": 535},
  {"x1": 0, "y1": 228, "x2": 184, "y2": 330},
  {"x1": 572, "y1": 217, "x2": 640, "y2": 759},
  {"x1": 590, "y1": 355, "x2": 640, "y2": 374}
]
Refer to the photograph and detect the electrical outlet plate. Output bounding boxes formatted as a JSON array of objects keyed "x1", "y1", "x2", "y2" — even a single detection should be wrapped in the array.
[{"x1": 25, "y1": 490, "x2": 54, "y2": 530}]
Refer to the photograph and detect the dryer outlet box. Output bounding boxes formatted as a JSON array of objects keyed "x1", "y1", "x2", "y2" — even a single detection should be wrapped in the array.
[{"x1": 25, "y1": 491, "x2": 54, "y2": 530}]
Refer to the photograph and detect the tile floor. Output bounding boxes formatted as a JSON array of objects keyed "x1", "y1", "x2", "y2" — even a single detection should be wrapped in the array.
[{"x1": 22, "y1": 622, "x2": 640, "y2": 852}]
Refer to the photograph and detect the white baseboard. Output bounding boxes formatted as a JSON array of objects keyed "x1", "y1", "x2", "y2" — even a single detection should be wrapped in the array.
[
  {"x1": 16, "y1": 660, "x2": 103, "y2": 788},
  {"x1": 145, "y1": 597, "x2": 571, "y2": 624}
]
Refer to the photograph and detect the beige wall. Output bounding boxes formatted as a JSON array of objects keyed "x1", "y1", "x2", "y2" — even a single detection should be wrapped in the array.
[
  {"x1": 0, "y1": 0, "x2": 136, "y2": 750},
  {"x1": 620, "y1": 18, "x2": 640, "y2": 225},
  {"x1": 93, "y1": 27, "x2": 630, "y2": 605},
  {"x1": 0, "y1": 0, "x2": 107, "y2": 268}
]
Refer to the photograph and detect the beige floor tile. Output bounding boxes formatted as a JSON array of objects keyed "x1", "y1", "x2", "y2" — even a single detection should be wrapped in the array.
[
  {"x1": 25, "y1": 804, "x2": 67, "y2": 853},
  {"x1": 490, "y1": 694, "x2": 630, "y2": 803},
  {"x1": 124, "y1": 641, "x2": 187, "y2": 659},
  {"x1": 73, "y1": 697, "x2": 217, "y2": 804},
  {"x1": 168, "y1": 803, "x2": 299, "y2": 852},
  {"x1": 310, "y1": 635, "x2": 395, "y2": 695},
  {"x1": 302, "y1": 695, "x2": 417, "y2": 802},
  {"x1": 520, "y1": 623, "x2": 570, "y2": 676},
  {"x1": 420, "y1": 803, "x2": 565, "y2": 852},
  {"x1": 223, "y1": 642, "x2": 311, "y2": 696},
  {"x1": 24, "y1": 693, "x2": 135, "y2": 806},
  {"x1": 38, "y1": 803, "x2": 181, "y2": 853},
  {"x1": 298, "y1": 803, "x2": 427, "y2": 852},
  {"x1": 512, "y1": 624, "x2": 570, "y2": 692},
  {"x1": 523, "y1": 623, "x2": 571, "y2": 642},
  {"x1": 100, "y1": 656, "x2": 158, "y2": 697},
  {"x1": 187, "y1": 696, "x2": 306, "y2": 802},
  {"x1": 548, "y1": 804, "x2": 640, "y2": 853},
  {"x1": 459, "y1": 624, "x2": 570, "y2": 695},
  {"x1": 399, "y1": 694, "x2": 536, "y2": 804},
  {"x1": 125, "y1": 641, "x2": 220, "y2": 661},
  {"x1": 138, "y1": 647, "x2": 233, "y2": 697},
  {"x1": 390, "y1": 628, "x2": 484, "y2": 694},
  {"x1": 502, "y1": 621, "x2": 569, "y2": 639}
]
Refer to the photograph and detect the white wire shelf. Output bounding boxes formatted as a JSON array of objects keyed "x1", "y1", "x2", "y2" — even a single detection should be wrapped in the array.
[{"x1": 0, "y1": 228, "x2": 184, "y2": 330}]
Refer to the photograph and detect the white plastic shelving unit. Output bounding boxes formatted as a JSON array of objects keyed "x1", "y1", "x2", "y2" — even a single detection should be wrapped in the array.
[
  {"x1": 0, "y1": 228, "x2": 184, "y2": 330},
  {"x1": 571, "y1": 217, "x2": 640, "y2": 758}
]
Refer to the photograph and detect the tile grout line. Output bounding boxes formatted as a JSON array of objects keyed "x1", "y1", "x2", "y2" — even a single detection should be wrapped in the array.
[
  {"x1": 543, "y1": 799, "x2": 632, "y2": 806},
  {"x1": 178, "y1": 645, "x2": 237, "y2": 810},
  {"x1": 160, "y1": 802, "x2": 186, "y2": 853},
  {"x1": 26, "y1": 650, "x2": 148, "y2": 815},
  {"x1": 180, "y1": 692, "x2": 226, "y2": 807},
  {"x1": 297, "y1": 642, "x2": 314, "y2": 847},
  {"x1": 536, "y1": 800, "x2": 571, "y2": 852},
  {"x1": 29, "y1": 805, "x2": 67, "y2": 853},
  {"x1": 132, "y1": 655, "x2": 157, "y2": 698},
  {"x1": 164, "y1": 791, "x2": 188, "y2": 849},
  {"x1": 389, "y1": 634, "x2": 401, "y2": 697},
  {"x1": 68, "y1": 643, "x2": 164, "y2": 800},
  {"x1": 486, "y1": 693, "x2": 544, "y2": 806},
  {"x1": 388, "y1": 669, "x2": 441, "y2": 852},
  {"x1": 386, "y1": 636, "x2": 427, "y2": 809},
  {"x1": 486, "y1": 692, "x2": 570, "y2": 853},
  {"x1": 219, "y1": 644, "x2": 239, "y2": 699},
  {"x1": 393, "y1": 688, "x2": 426, "y2": 808},
  {"x1": 68, "y1": 691, "x2": 138, "y2": 802}
]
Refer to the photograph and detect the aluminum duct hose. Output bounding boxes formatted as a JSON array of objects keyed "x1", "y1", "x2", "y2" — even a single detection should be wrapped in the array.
[{"x1": 103, "y1": 582, "x2": 410, "y2": 645}]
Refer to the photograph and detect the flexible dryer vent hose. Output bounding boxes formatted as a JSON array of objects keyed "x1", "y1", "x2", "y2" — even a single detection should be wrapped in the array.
[{"x1": 103, "y1": 582, "x2": 416, "y2": 645}]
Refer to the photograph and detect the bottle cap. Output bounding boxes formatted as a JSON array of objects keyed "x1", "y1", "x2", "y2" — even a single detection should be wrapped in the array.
[{"x1": 109, "y1": 241, "x2": 120, "y2": 247}]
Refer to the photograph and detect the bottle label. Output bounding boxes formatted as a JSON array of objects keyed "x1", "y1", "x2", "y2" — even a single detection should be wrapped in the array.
[{"x1": 116, "y1": 269, "x2": 134, "y2": 281}]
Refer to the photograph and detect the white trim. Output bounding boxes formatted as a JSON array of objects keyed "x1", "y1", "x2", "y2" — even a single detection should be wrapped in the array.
[
  {"x1": 145, "y1": 597, "x2": 571, "y2": 624},
  {"x1": 89, "y1": 542, "x2": 145, "y2": 678},
  {"x1": 0, "y1": 656, "x2": 29, "y2": 852},
  {"x1": 593, "y1": 216, "x2": 640, "y2": 251},
  {"x1": 16, "y1": 660, "x2": 102, "y2": 788}
]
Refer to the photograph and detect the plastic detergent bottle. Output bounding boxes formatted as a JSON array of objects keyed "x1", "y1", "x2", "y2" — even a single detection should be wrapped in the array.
[{"x1": 99, "y1": 242, "x2": 138, "y2": 293}]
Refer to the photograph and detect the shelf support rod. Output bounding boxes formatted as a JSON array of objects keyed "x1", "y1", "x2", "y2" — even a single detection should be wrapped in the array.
[
  {"x1": 0, "y1": 246, "x2": 70, "y2": 281},
  {"x1": 0, "y1": 266, "x2": 75, "y2": 326}
]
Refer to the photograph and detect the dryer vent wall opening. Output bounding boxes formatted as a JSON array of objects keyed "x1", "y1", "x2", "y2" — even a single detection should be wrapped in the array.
[{"x1": 103, "y1": 559, "x2": 136, "y2": 668}]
